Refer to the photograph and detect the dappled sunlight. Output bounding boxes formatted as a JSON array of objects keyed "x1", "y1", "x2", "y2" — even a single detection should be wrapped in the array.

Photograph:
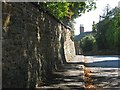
[
  {"x1": 84, "y1": 55, "x2": 120, "y2": 88},
  {"x1": 44, "y1": 55, "x2": 120, "y2": 89},
  {"x1": 2, "y1": 1, "x2": 120, "y2": 89},
  {"x1": 37, "y1": 56, "x2": 85, "y2": 89},
  {"x1": 84, "y1": 59, "x2": 96, "y2": 89},
  {"x1": 85, "y1": 55, "x2": 120, "y2": 68}
]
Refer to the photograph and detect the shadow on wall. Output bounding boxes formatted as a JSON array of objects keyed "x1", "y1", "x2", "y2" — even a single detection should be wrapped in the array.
[{"x1": 2, "y1": 2, "x2": 67, "y2": 88}]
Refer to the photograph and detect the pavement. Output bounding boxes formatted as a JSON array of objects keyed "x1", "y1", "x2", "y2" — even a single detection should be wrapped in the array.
[
  {"x1": 37, "y1": 55, "x2": 85, "y2": 89},
  {"x1": 37, "y1": 55, "x2": 120, "y2": 90}
]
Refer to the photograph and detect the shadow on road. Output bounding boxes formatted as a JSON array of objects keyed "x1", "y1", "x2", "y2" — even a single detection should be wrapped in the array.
[
  {"x1": 86, "y1": 60, "x2": 120, "y2": 68},
  {"x1": 84, "y1": 55, "x2": 120, "y2": 88},
  {"x1": 37, "y1": 55, "x2": 120, "y2": 89}
]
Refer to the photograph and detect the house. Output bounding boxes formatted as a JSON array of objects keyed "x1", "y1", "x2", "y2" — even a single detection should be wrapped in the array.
[{"x1": 74, "y1": 24, "x2": 92, "y2": 55}]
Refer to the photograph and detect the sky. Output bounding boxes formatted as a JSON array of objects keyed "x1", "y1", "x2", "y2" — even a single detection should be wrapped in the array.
[{"x1": 74, "y1": 0, "x2": 120, "y2": 35}]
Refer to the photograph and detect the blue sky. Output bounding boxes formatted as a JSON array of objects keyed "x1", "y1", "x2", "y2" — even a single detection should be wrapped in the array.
[{"x1": 74, "y1": 0, "x2": 120, "y2": 35}]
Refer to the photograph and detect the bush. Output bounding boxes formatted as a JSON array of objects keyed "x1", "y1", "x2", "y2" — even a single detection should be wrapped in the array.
[{"x1": 79, "y1": 35, "x2": 96, "y2": 52}]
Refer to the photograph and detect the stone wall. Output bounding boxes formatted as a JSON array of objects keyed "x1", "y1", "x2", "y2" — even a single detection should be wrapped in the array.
[
  {"x1": 64, "y1": 29, "x2": 76, "y2": 61},
  {"x1": 2, "y1": 2, "x2": 75, "y2": 88}
]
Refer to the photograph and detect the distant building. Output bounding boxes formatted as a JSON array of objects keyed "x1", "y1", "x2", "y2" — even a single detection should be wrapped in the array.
[
  {"x1": 74, "y1": 24, "x2": 92, "y2": 55},
  {"x1": 74, "y1": 24, "x2": 92, "y2": 41},
  {"x1": 74, "y1": 31, "x2": 92, "y2": 41},
  {"x1": 80, "y1": 24, "x2": 84, "y2": 34}
]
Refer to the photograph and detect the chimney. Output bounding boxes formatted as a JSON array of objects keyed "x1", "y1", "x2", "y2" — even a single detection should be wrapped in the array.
[{"x1": 80, "y1": 24, "x2": 84, "y2": 34}]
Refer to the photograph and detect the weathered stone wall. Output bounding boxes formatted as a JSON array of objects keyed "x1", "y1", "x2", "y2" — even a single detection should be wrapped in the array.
[
  {"x1": 64, "y1": 29, "x2": 76, "y2": 61},
  {"x1": 2, "y1": 2, "x2": 75, "y2": 88}
]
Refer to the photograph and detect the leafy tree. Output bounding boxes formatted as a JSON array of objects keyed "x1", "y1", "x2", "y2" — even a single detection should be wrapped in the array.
[
  {"x1": 92, "y1": 21, "x2": 97, "y2": 36},
  {"x1": 69, "y1": 20, "x2": 76, "y2": 41},
  {"x1": 96, "y1": 18, "x2": 110, "y2": 49},
  {"x1": 101, "y1": 4, "x2": 111, "y2": 19},
  {"x1": 99, "y1": 4, "x2": 119, "y2": 20},
  {"x1": 112, "y1": 9, "x2": 120, "y2": 50},
  {"x1": 37, "y1": 1, "x2": 96, "y2": 26},
  {"x1": 106, "y1": 19, "x2": 115, "y2": 49},
  {"x1": 96, "y1": 6, "x2": 120, "y2": 51},
  {"x1": 79, "y1": 35, "x2": 96, "y2": 52}
]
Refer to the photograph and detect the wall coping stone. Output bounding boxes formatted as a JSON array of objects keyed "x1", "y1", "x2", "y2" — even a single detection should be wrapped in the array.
[{"x1": 31, "y1": 2, "x2": 71, "y2": 31}]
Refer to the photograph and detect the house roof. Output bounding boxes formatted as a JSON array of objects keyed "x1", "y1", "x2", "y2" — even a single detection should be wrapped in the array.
[{"x1": 74, "y1": 31, "x2": 92, "y2": 41}]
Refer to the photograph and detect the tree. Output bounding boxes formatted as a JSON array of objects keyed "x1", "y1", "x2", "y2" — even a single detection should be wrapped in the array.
[
  {"x1": 92, "y1": 21, "x2": 97, "y2": 36},
  {"x1": 79, "y1": 35, "x2": 96, "y2": 52},
  {"x1": 37, "y1": 1, "x2": 96, "y2": 26},
  {"x1": 112, "y1": 9, "x2": 120, "y2": 50},
  {"x1": 96, "y1": 6, "x2": 120, "y2": 51},
  {"x1": 96, "y1": 18, "x2": 110, "y2": 49}
]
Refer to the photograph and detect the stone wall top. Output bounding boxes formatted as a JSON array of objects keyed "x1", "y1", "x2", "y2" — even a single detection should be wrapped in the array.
[{"x1": 31, "y1": 2, "x2": 72, "y2": 30}]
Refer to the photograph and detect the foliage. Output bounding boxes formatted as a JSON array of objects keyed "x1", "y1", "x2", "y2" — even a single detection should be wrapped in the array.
[
  {"x1": 92, "y1": 21, "x2": 97, "y2": 36},
  {"x1": 105, "y1": 19, "x2": 115, "y2": 48},
  {"x1": 95, "y1": 6, "x2": 120, "y2": 51},
  {"x1": 112, "y1": 9, "x2": 120, "y2": 49},
  {"x1": 38, "y1": 1, "x2": 96, "y2": 24},
  {"x1": 96, "y1": 18, "x2": 110, "y2": 49},
  {"x1": 101, "y1": 4, "x2": 111, "y2": 19},
  {"x1": 69, "y1": 20, "x2": 76, "y2": 41},
  {"x1": 79, "y1": 35, "x2": 96, "y2": 52}
]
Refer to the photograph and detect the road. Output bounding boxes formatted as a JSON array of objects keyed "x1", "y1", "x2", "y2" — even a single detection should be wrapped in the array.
[
  {"x1": 84, "y1": 55, "x2": 120, "y2": 89},
  {"x1": 37, "y1": 55, "x2": 120, "y2": 89}
]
